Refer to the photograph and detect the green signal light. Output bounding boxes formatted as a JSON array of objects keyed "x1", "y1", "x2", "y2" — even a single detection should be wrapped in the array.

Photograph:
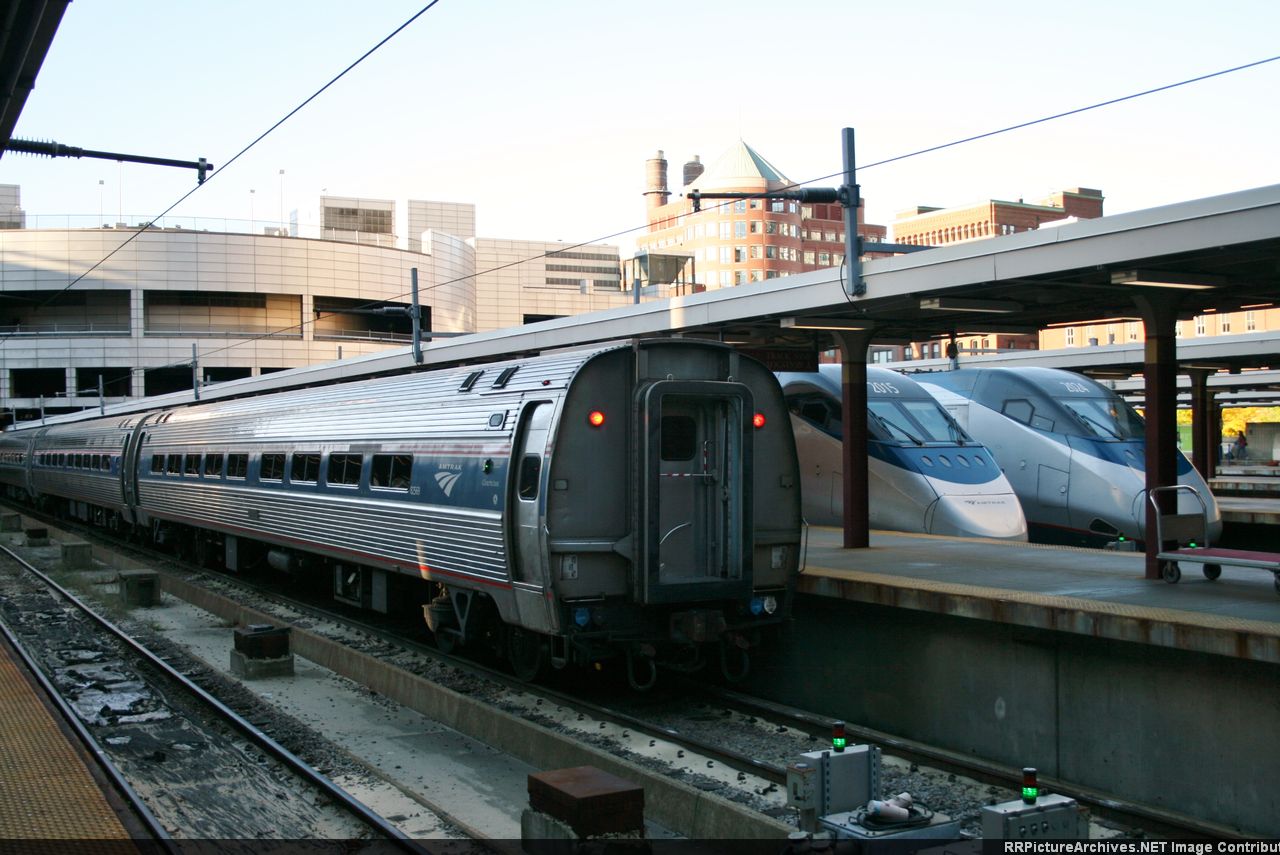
[
  {"x1": 1021, "y1": 767, "x2": 1039, "y2": 804},
  {"x1": 1189, "y1": 541, "x2": 1197, "y2": 548},
  {"x1": 832, "y1": 720, "x2": 847, "y2": 753}
]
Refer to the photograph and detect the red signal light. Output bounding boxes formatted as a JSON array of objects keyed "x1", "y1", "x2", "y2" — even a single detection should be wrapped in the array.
[
  {"x1": 752, "y1": 412, "x2": 766, "y2": 429},
  {"x1": 588, "y1": 410, "x2": 606, "y2": 427}
]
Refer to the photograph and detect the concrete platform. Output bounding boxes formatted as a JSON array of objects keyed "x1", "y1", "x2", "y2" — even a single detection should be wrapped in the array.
[
  {"x1": 1216, "y1": 494, "x2": 1280, "y2": 525},
  {"x1": 800, "y1": 526, "x2": 1280, "y2": 664},
  {"x1": 0, "y1": 627, "x2": 133, "y2": 838}
]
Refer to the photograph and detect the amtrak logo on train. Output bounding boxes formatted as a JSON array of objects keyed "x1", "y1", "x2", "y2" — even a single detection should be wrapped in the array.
[{"x1": 434, "y1": 470, "x2": 462, "y2": 497}]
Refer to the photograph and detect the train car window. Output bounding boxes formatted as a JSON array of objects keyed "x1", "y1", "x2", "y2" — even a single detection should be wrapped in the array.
[
  {"x1": 459, "y1": 370, "x2": 484, "y2": 392},
  {"x1": 787, "y1": 394, "x2": 843, "y2": 440},
  {"x1": 184, "y1": 454, "x2": 201, "y2": 476},
  {"x1": 371, "y1": 454, "x2": 412, "y2": 490},
  {"x1": 150, "y1": 455, "x2": 164, "y2": 474},
  {"x1": 291, "y1": 452, "x2": 321, "y2": 483},
  {"x1": 517, "y1": 455, "x2": 541, "y2": 500},
  {"x1": 204, "y1": 453, "x2": 224, "y2": 477},
  {"x1": 1001, "y1": 399, "x2": 1034, "y2": 425},
  {"x1": 661, "y1": 415, "x2": 698, "y2": 461},
  {"x1": 900, "y1": 400, "x2": 965, "y2": 443},
  {"x1": 226, "y1": 454, "x2": 248, "y2": 479},
  {"x1": 329, "y1": 453, "x2": 363, "y2": 486},
  {"x1": 166, "y1": 454, "x2": 182, "y2": 474},
  {"x1": 1001, "y1": 399, "x2": 1054, "y2": 432},
  {"x1": 261, "y1": 453, "x2": 286, "y2": 481}
]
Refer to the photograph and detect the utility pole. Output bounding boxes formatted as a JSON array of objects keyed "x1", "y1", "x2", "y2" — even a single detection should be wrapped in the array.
[{"x1": 191, "y1": 344, "x2": 200, "y2": 401}]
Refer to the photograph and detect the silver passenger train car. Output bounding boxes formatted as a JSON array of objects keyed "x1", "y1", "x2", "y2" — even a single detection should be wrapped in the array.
[
  {"x1": 0, "y1": 340, "x2": 802, "y2": 687},
  {"x1": 777, "y1": 365, "x2": 1027, "y2": 539},
  {"x1": 917, "y1": 366, "x2": 1222, "y2": 548}
]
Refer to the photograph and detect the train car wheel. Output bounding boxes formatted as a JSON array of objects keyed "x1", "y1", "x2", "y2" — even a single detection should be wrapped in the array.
[
  {"x1": 719, "y1": 638, "x2": 750, "y2": 683},
  {"x1": 1160, "y1": 561, "x2": 1181, "y2": 584},
  {"x1": 626, "y1": 649, "x2": 658, "y2": 692},
  {"x1": 506, "y1": 626, "x2": 548, "y2": 682},
  {"x1": 1203, "y1": 564, "x2": 1222, "y2": 581},
  {"x1": 435, "y1": 629, "x2": 460, "y2": 655}
]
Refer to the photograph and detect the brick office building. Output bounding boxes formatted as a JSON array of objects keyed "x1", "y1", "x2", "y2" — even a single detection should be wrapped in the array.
[
  {"x1": 637, "y1": 141, "x2": 888, "y2": 292},
  {"x1": 891, "y1": 189, "x2": 1104, "y2": 360}
]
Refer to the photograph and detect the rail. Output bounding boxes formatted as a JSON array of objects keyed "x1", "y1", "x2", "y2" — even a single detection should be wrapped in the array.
[{"x1": 0, "y1": 541, "x2": 424, "y2": 850}]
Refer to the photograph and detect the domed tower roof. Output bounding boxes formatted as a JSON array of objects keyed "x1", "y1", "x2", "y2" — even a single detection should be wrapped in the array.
[{"x1": 687, "y1": 140, "x2": 792, "y2": 193}]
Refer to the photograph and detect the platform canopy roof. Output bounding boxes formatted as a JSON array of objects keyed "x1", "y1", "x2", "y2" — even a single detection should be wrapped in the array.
[
  {"x1": 27, "y1": 182, "x2": 1280, "y2": 427},
  {"x1": 0, "y1": 1, "x2": 70, "y2": 161}
]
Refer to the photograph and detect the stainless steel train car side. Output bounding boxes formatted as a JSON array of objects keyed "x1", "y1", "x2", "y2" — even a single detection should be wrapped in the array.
[
  {"x1": 0, "y1": 431, "x2": 34, "y2": 498},
  {"x1": 26, "y1": 419, "x2": 135, "y2": 525},
  {"x1": 778, "y1": 365, "x2": 1026, "y2": 539},
  {"x1": 918, "y1": 366, "x2": 1222, "y2": 548},
  {"x1": 3, "y1": 340, "x2": 801, "y2": 685}
]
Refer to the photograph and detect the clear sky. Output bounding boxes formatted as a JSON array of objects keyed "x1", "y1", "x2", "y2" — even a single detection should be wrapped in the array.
[{"x1": 4, "y1": 0, "x2": 1278, "y2": 255}]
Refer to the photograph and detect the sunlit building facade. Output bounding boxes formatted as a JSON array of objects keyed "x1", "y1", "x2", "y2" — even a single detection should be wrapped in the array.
[{"x1": 636, "y1": 142, "x2": 888, "y2": 291}]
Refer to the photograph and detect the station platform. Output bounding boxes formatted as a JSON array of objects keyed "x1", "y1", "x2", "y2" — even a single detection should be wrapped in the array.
[
  {"x1": 799, "y1": 526, "x2": 1280, "y2": 665},
  {"x1": 0, "y1": 624, "x2": 135, "y2": 838},
  {"x1": 1212, "y1": 466, "x2": 1280, "y2": 496},
  {"x1": 1217, "y1": 494, "x2": 1280, "y2": 524}
]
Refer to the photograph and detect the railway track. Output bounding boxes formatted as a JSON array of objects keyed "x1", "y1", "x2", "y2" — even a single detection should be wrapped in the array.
[
  {"x1": 0, "y1": 540, "x2": 430, "y2": 846},
  {"x1": 2, "y1": 504, "x2": 1232, "y2": 840}
]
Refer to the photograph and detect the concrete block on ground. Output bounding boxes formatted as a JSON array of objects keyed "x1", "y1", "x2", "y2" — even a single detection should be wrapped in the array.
[
  {"x1": 233, "y1": 624, "x2": 291, "y2": 659},
  {"x1": 520, "y1": 808, "x2": 647, "y2": 850},
  {"x1": 230, "y1": 648, "x2": 295, "y2": 679},
  {"x1": 528, "y1": 766, "x2": 644, "y2": 838},
  {"x1": 24, "y1": 527, "x2": 49, "y2": 547},
  {"x1": 60, "y1": 541, "x2": 93, "y2": 570},
  {"x1": 0, "y1": 512, "x2": 21, "y2": 532},
  {"x1": 118, "y1": 569, "x2": 159, "y2": 607}
]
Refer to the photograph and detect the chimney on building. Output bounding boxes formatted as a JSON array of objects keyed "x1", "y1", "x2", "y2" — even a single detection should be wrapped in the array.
[
  {"x1": 683, "y1": 154, "x2": 704, "y2": 187},
  {"x1": 644, "y1": 150, "x2": 670, "y2": 211}
]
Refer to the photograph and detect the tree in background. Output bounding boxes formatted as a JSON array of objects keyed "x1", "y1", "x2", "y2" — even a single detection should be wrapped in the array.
[{"x1": 1176, "y1": 406, "x2": 1280, "y2": 436}]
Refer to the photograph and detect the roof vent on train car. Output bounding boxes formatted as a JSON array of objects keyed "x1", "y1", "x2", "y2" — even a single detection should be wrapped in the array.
[
  {"x1": 459, "y1": 370, "x2": 484, "y2": 392},
  {"x1": 492, "y1": 366, "x2": 519, "y2": 388}
]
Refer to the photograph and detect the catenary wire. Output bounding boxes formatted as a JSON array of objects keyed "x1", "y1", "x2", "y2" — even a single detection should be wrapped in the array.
[
  {"x1": 0, "y1": 2, "x2": 442, "y2": 350},
  {"x1": 153, "y1": 53, "x2": 1280, "y2": 369},
  {"x1": 12, "y1": 53, "x2": 1279, "y2": 397}
]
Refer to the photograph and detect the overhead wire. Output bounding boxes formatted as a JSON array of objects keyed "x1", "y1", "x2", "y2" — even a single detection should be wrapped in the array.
[
  {"x1": 0, "y1": 1, "x2": 442, "y2": 350},
  {"x1": 171, "y1": 52, "x2": 1280, "y2": 367},
  {"x1": 10, "y1": 52, "x2": 1280, "y2": 403}
]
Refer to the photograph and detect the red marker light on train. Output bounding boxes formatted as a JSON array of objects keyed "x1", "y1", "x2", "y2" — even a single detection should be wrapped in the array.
[
  {"x1": 753, "y1": 413, "x2": 766, "y2": 429},
  {"x1": 588, "y1": 410, "x2": 606, "y2": 427}
]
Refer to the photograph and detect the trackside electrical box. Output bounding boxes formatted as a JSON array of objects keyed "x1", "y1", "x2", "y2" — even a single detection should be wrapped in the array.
[
  {"x1": 981, "y1": 793, "x2": 1087, "y2": 839},
  {"x1": 786, "y1": 744, "x2": 881, "y2": 819},
  {"x1": 819, "y1": 809, "x2": 961, "y2": 842}
]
